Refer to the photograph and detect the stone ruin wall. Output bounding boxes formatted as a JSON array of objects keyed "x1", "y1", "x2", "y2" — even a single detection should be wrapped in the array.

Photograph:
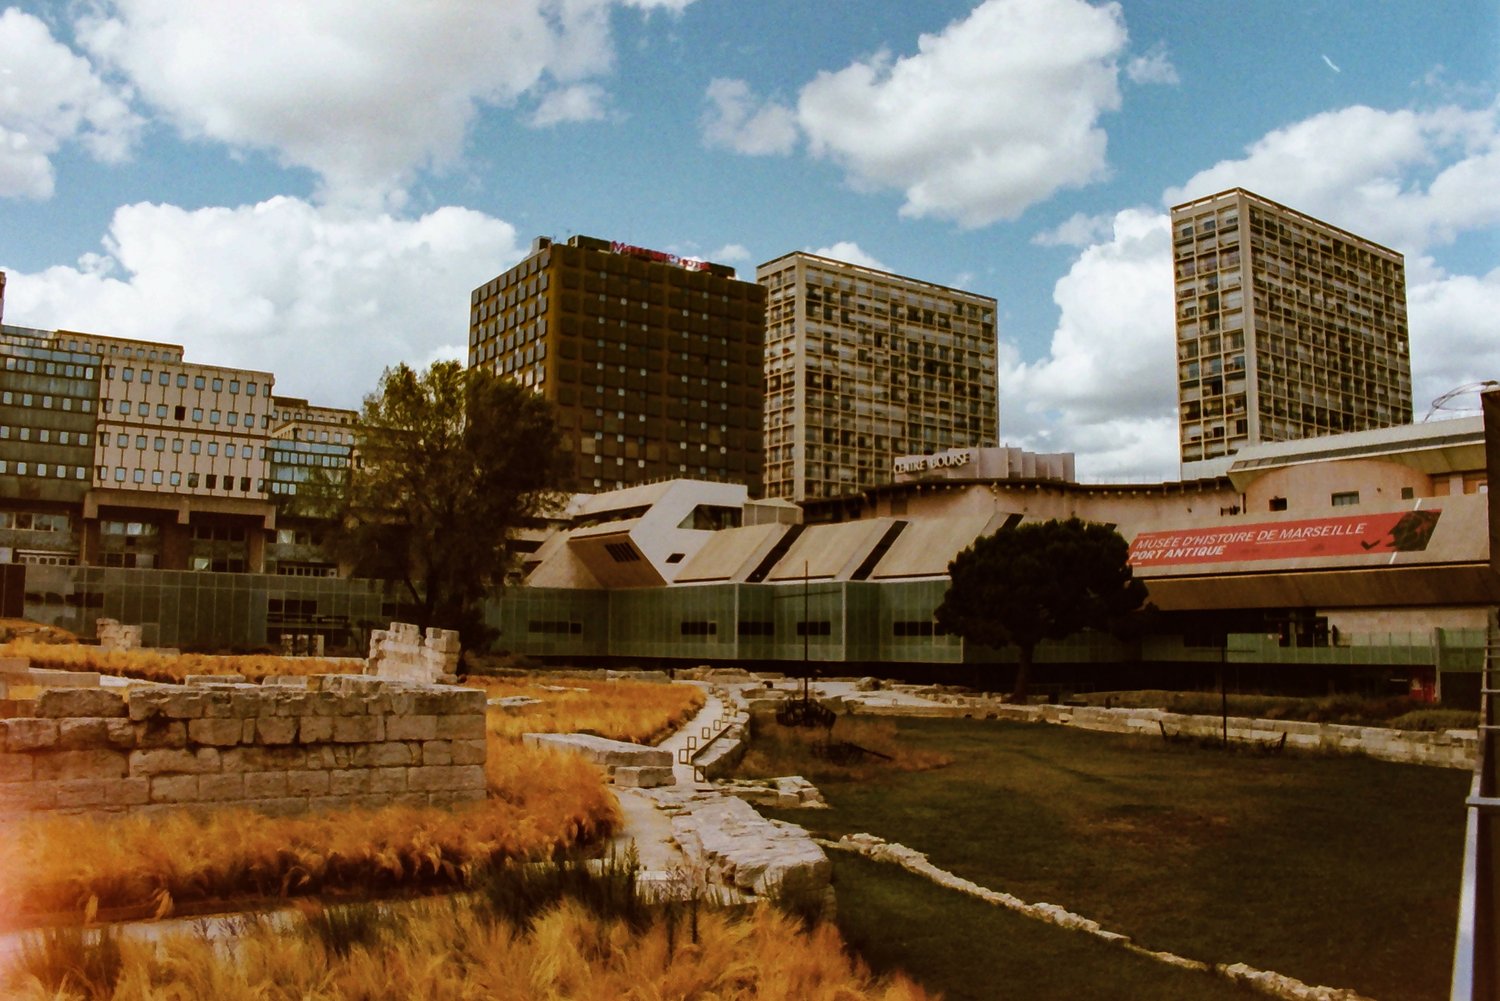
[
  {"x1": 368, "y1": 622, "x2": 460, "y2": 684},
  {"x1": 0, "y1": 676, "x2": 488, "y2": 823},
  {"x1": 95, "y1": 618, "x2": 143, "y2": 652}
]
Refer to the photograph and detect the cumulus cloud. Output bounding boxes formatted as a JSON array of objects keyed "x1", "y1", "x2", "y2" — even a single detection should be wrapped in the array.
[
  {"x1": 795, "y1": 0, "x2": 1127, "y2": 227},
  {"x1": 808, "y1": 241, "x2": 888, "y2": 272},
  {"x1": 1126, "y1": 44, "x2": 1179, "y2": 86},
  {"x1": 1032, "y1": 211, "x2": 1115, "y2": 247},
  {"x1": 2, "y1": 197, "x2": 524, "y2": 406},
  {"x1": 709, "y1": 243, "x2": 752, "y2": 263},
  {"x1": 0, "y1": 8, "x2": 141, "y2": 199},
  {"x1": 73, "y1": 0, "x2": 695, "y2": 208},
  {"x1": 530, "y1": 84, "x2": 609, "y2": 127},
  {"x1": 1408, "y1": 267, "x2": 1500, "y2": 417},
  {"x1": 1165, "y1": 102, "x2": 1500, "y2": 254},
  {"x1": 701, "y1": 78, "x2": 798, "y2": 156}
]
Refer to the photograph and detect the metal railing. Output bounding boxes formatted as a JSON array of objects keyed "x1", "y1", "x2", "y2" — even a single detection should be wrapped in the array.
[{"x1": 1452, "y1": 608, "x2": 1500, "y2": 999}]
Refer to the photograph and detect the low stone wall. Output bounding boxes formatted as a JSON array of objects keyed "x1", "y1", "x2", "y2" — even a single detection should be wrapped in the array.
[
  {"x1": 0, "y1": 676, "x2": 488, "y2": 822},
  {"x1": 368, "y1": 622, "x2": 460, "y2": 684},
  {"x1": 843, "y1": 693, "x2": 1478, "y2": 769},
  {"x1": 523, "y1": 732, "x2": 675, "y2": 788},
  {"x1": 96, "y1": 618, "x2": 142, "y2": 651}
]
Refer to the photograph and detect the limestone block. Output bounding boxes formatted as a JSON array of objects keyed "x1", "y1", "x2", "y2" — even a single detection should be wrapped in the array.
[
  {"x1": 130, "y1": 747, "x2": 221, "y2": 777},
  {"x1": 243, "y1": 772, "x2": 289, "y2": 799},
  {"x1": 523, "y1": 732, "x2": 673, "y2": 769},
  {"x1": 0, "y1": 751, "x2": 33, "y2": 782},
  {"x1": 288, "y1": 770, "x2": 331, "y2": 797},
  {"x1": 222, "y1": 746, "x2": 305, "y2": 773},
  {"x1": 350, "y1": 742, "x2": 414, "y2": 768},
  {"x1": 246, "y1": 797, "x2": 309, "y2": 818},
  {"x1": 149, "y1": 774, "x2": 201, "y2": 803},
  {"x1": 185, "y1": 675, "x2": 245, "y2": 685},
  {"x1": 54, "y1": 779, "x2": 115, "y2": 809},
  {"x1": 428, "y1": 788, "x2": 486, "y2": 809},
  {"x1": 105, "y1": 778, "x2": 151, "y2": 807},
  {"x1": 433, "y1": 714, "x2": 486, "y2": 741},
  {"x1": 421, "y1": 739, "x2": 454, "y2": 766},
  {"x1": 298, "y1": 716, "x2": 334, "y2": 744},
  {"x1": 386, "y1": 714, "x2": 438, "y2": 741},
  {"x1": 448, "y1": 739, "x2": 488, "y2": 766},
  {"x1": 329, "y1": 769, "x2": 371, "y2": 795},
  {"x1": 414, "y1": 687, "x2": 487, "y2": 716},
  {"x1": 615, "y1": 765, "x2": 675, "y2": 788},
  {"x1": 188, "y1": 717, "x2": 245, "y2": 747},
  {"x1": 332, "y1": 715, "x2": 384, "y2": 743},
  {"x1": 55, "y1": 718, "x2": 110, "y2": 749},
  {"x1": 406, "y1": 764, "x2": 485, "y2": 792},
  {"x1": 308, "y1": 795, "x2": 358, "y2": 814},
  {"x1": 1, "y1": 779, "x2": 56, "y2": 810},
  {"x1": 36, "y1": 689, "x2": 127, "y2": 719},
  {"x1": 368, "y1": 766, "x2": 408, "y2": 794},
  {"x1": 130, "y1": 688, "x2": 206, "y2": 722},
  {"x1": 198, "y1": 773, "x2": 245, "y2": 801},
  {"x1": 262, "y1": 676, "x2": 311, "y2": 689},
  {"x1": 255, "y1": 717, "x2": 298, "y2": 745},
  {"x1": 2, "y1": 718, "x2": 59, "y2": 752},
  {"x1": 35, "y1": 749, "x2": 128, "y2": 782},
  {"x1": 129, "y1": 720, "x2": 185, "y2": 750}
]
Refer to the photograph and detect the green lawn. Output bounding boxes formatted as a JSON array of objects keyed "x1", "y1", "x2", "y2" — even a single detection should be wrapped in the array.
[{"x1": 752, "y1": 716, "x2": 1466, "y2": 1001}]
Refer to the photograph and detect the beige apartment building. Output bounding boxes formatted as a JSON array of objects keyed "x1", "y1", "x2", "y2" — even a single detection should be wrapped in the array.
[
  {"x1": 1173, "y1": 188, "x2": 1412, "y2": 478},
  {"x1": 756, "y1": 252, "x2": 999, "y2": 503}
]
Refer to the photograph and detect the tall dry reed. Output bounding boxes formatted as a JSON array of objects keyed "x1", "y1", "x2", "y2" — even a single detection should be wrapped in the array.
[{"x1": 474, "y1": 676, "x2": 704, "y2": 745}]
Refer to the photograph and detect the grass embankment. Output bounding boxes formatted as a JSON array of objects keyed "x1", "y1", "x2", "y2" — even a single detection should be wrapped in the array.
[
  {"x1": 1093, "y1": 689, "x2": 1476, "y2": 731},
  {"x1": 0, "y1": 740, "x2": 616, "y2": 928},
  {"x1": 472, "y1": 675, "x2": 704, "y2": 745},
  {"x1": 736, "y1": 714, "x2": 952, "y2": 782},
  {"x1": 6, "y1": 861, "x2": 934, "y2": 1001},
  {"x1": 745, "y1": 716, "x2": 1466, "y2": 1001},
  {"x1": 0, "y1": 635, "x2": 351, "y2": 684}
]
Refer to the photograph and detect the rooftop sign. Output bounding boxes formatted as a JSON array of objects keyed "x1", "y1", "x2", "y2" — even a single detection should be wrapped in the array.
[
  {"x1": 610, "y1": 241, "x2": 709, "y2": 272},
  {"x1": 894, "y1": 449, "x2": 975, "y2": 475},
  {"x1": 1128, "y1": 509, "x2": 1442, "y2": 567}
]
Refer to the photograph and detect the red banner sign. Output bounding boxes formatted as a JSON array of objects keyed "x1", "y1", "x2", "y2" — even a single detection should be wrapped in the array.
[
  {"x1": 610, "y1": 241, "x2": 709, "y2": 272},
  {"x1": 1128, "y1": 509, "x2": 1442, "y2": 567}
]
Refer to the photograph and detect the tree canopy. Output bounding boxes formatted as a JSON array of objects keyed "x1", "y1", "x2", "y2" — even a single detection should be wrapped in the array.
[
  {"x1": 329, "y1": 360, "x2": 570, "y2": 637},
  {"x1": 934, "y1": 517, "x2": 1147, "y2": 702}
]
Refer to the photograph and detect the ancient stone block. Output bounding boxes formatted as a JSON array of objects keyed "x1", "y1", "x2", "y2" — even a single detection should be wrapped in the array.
[
  {"x1": 129, "y1": 689, "x2": 207, "y2": 722},
  {"x1": 2, "y1": 718, "x2": 59, "y2": 752},
  {"x1": 385, "y1": 714, "x2": 438, "y2": 742},
  {"x1": 287, "y1": 770, "x2": 330, "y2": 797},
  {"x1": 349, "y1": 742, "x2": 414, "y2": 768},
  {"x1": 307, "y1": 795, "x2": 357, "y2": 814},
  {"x1": 187, "y1": 717, "x2": 244, "y2": 747},
  {"x1": 0, "y1": 751, "x2": 33, "y2": 782},
  {"x1": 243, "y1": 772, "x2": 288, "y2": 799},
  {"x1": 54, "y1": 779, "x2": 116, "y2": 809},
  {"x1": 615, "y1": 765, "x2": 675, "y2": 788},
  {"x1": 298, "y1": 716, "x2": 334, "y2": 743},
  {"x1": 197, "y1": 773, "x2": 245, "y2": 801},
  {"x1": 449, "y1": 739, "x2": 488, "y2": 766},
  {"x1": 222, "y1": 746, "x2": 305, "y2": 773},
  {"x1": 150, "y1": 774, "x2": 200, "y2": 803},
  {"x1": 255, "y1": 717, "x2": 298, "y2": 745},
  {"x1": 35, "y1": 749, "x2": 128, "y2": 782},
  {"x1": 329, "y1": 769, "x2": 371, "y2": 795},
  {"x1": 433, "y1": 714, "x2": 486, "y2": 741},
  {"x1": 406, "y1": 764, "x2": 485, "y2": 792},
  {"x1": 36, "y1": 689, "x2": 128, "y2": 719},
  {"x1": 105, "y1": 778, "x2": 151, "y2": 807},
  {"x1": 332, "y1": 715, "x2": 383, "y2": 743},
  {"x1": 129, "y1": 747, "x2": 221, "y2": 777},
  {"x1": 56, "y1": 718, "x2": 110, "y2": 749},
  {"x1": 368, "y1": 766, "x2": 407, "y2": 794}
]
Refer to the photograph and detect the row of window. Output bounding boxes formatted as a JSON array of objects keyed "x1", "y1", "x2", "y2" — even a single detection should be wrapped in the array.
[
  {"x1": 0, "y1": 426, "x2": 90, "y2": 445},
  {"x1": 103, "y1": 400, "x2": 266, "y2": 427},
  {"x1": 0, "y1": 511, "x2": 70, "y2": 532},
  {"x1": 0, "y1": 460, "x2": 87, "y2": 480},
  {"x1": 99, "y1": 466, "x2": 258, "y2": 492},
  {"x1": 109, "y1": 433, "x2": 258, "y2": 458},
  {"x1": 0, "y1": 391, "x2": 93, "y2": 413},
  {"x1": 108, "y1": 369, "x2": 262, "y2": 396},
  {"x1": 2, "y1": 356, "x2": 97, "y2": 379}
]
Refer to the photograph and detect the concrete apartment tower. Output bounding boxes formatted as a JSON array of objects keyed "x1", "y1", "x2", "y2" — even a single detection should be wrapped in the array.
[
  {"x1": 1172, "y1": 188, "x2": 1412, "y2": 478},
  {"x1": 468, "y1": 236, "x2": 768, "y2": 495},
  {"x1": 756, "y1": 252, "x2": 998, "y2": 502}
]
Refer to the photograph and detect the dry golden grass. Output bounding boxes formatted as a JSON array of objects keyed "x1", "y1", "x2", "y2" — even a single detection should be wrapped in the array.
[
  {"x1": 4, "y1": 897, "x2": 936, "y2": 1001},
  {"x1": 0, "y1": 636, "x2": 351, "y2": 684},
  {"x1": 0, "y1": 742, "x2": 617, "y2": 928},
  {"x1": 472, "y1": 675, "x2": 705, "y2": 746}
]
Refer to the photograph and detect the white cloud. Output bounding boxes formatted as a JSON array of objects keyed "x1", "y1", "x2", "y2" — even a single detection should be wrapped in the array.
[
  {"x1": 701, "y1": 78, "x2": 798, "y2": 156},
  {"x1": 1032, "y1": 211, "x2": 1114, "y2": 247},
  {"x1": 530, "y1": 84, "x2": 609, "y2": 127},
  {"x1": 1408, "y1": 266, "x2": 1500, "y2": 418},
  {"x1": 0, "y1": 9, "x2": 141, "y2": 199},
  {"x1": 73, "y1": 1, "x2": 694, "y2": 209},
  {"x1": 808, "y1": 241, "x2": 888, "y2": 272},
  {"x1": 795, "y1": 0, "x2": 1127, "y2": 227},
  {"x1": 709, "y1": 243, "x2": 751, "y2": 263},
  {"x1": 1126, "y1": 45, "x2": 1179, "y2": 86},
  {"x1": 1165, "y1": 102, "x2": 1500, "y2": 254},
  {"x1": 2, "y1": 197, "x2": 524, "y2": 407},
  {"x1": 1004, "y1": 208, "x2": 1178, "y2": 479}
]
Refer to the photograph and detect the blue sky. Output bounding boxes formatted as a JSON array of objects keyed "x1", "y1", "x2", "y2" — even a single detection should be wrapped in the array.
[{"x1": 1, "y1": 0, "x2": 1496, "y2": 480}]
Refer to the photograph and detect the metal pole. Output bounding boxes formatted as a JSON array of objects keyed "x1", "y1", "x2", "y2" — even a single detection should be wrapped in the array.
[
  {"x1": 1221, "y1": 633, "x2": 1229, "y2": 747},
  {"x1": 803, "y1": 560, "x2": 810, "y2": 704}
]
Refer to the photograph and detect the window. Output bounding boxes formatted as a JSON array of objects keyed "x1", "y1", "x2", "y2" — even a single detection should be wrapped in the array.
[
  {"x1": 192, "y1": 408, "x2": 203, "y2": 421},
  {"x1": 1331, "y1": 491, "x2": 1360, "y2": 507},
  {"x1": 169, "y1": 472, "x2": 181, "y2": 486},
  {"x1": 190, "y1": 441, "x2": 201, "y2": 455},
  {"x1": 209, "y1": 410, "x2": 220, "y2": 425},
  {"x1": 187, "y1": 473, "x2": 199, "y2": 488},
  {"x1": 225, "y1": 444, "x2": 236, "y2": 458},
  {"x1": 158, "y1": 372, "x2": 169, "y2": 386},
  {"x1": 604, "y1": 542, "x2": 640, "y2": 562},
  {"x1": 239, "y1": 477, "x2": 250, "y2": 492},
  {"x1": 132, "y1": 468, "x2": 145, "y2": 483},
  {"x1": 175, "y1": 406, "x2": 185, "y2": 420},
  {"x1": 796, "y1": 621, "x2": 832, "y2": 637},
  {"x1": 247, "y1": 382, "x2": 257, "y2": 396},
  {"x1": 120, "y1": 401, "x2": 132, "y2": 415},
  {"x1": 171, "y1": 439, "x2": 183, "y2": 453},
  {"x1": 205, "y1": 474, "x2": 217, "y2": 489},
  {"x1": 156, "y1": 405, "x2": 167, "y2": 419},
  {"x1": 153, "y1": 437, "x2": 165, "y2": 451},
  {"x1": 207, "y1": 443, "x2": 218, "y2": 456},
  {"x1": 1400, "y1": 487, "x2": 1415, "y2": 500},
  {"x1": 114, "y1": 467, "x2": 126, "y2": 482},
  {"x1": 680, "y1": 621, "x2": 717, "y2": 636},
  {"x1": 176, "y1": 374, "x2": 188, "y2": 388},
  {"x1": 229, "y1": 380, "x2": 239, "y2": 393},
  {"x1": 134, "y1": 435, "x2": 146, "y2": 449},
  {"x1": 737, "y1": 620, "x2": 774, "y2": 637},
  {"x1": 122, "y1": 368, "x2": 133, "y2": 382},
  {"x1": 1269, "y1": 497, "x2": 1288, "y2": 512},
  {"x1": 151, "y1": 471, "x2": 163, "y2": 485},
  {"x1": 194, "y1": 376, "x2": 205, "y2": 389}
]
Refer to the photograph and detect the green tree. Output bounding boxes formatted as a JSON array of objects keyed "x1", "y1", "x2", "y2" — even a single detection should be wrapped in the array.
[
  {"x1": 329, "y1": 360, "x2": 570, "y2": 638},
  {"x1": 935, "y1": 517, "x2": 1147, "y2": 703}
]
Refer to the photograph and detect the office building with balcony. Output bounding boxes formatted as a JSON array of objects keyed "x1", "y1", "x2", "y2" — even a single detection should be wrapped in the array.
[
  {"x1": 1173, "y1": 188, "x2": 1412, "y2": 478},
  {"x1": 756, "y1": 252, "x2": 998, "y2": 503},
  {"x1": 467, "y1": 236, "x2": 768, "y2": 495}
]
